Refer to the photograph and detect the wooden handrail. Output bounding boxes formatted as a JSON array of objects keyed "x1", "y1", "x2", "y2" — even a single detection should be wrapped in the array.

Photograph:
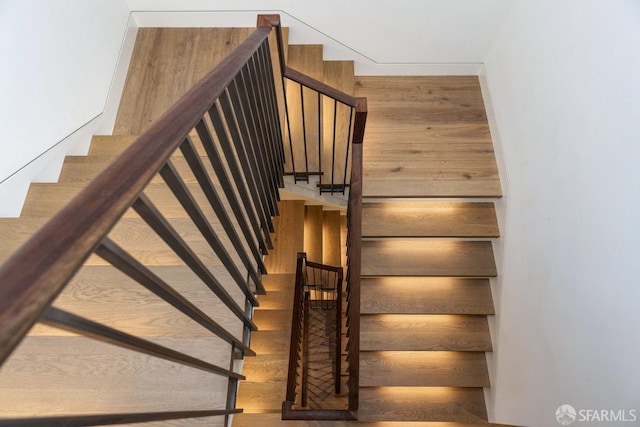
[
  {"x1": 306, "y1": 259, "x2": 343, "y2": 273},
  {"x1": 0, "y1": 25, "x2": 273, "y2": 366},
  {"x1": 283, "y1": 67, "x2": 359, "y2": 107}
]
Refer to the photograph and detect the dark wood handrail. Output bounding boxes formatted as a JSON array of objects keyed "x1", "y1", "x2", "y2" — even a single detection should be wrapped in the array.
[
  {"x1": 0, "y1": 25, "x2": 274, "y2": 366},
  {"x1": 284, "y1": 67, "x2": 359, "y2": 107},
  {"x1": 305, "y1": 259, "x2": 343, "y2": 273}
]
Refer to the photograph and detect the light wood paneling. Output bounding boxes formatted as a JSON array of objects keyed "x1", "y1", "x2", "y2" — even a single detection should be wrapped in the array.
[
  {"x1": 264, "y1": 200, "x2": 305, "y2": 274},
  {"x1": 322, "y1": 210, "x2": 341, "y2": 267},
  {"x1": 303, "y1": 205, "x2": 323, "y2": 263}
]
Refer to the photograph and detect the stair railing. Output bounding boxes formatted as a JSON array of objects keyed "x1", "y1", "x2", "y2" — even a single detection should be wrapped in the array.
[
  {"x1": 283, "y1": 252, "x2": 350, "y2": 419},
  {"x1": 0, "y1": 14, "x2": 365, "y2": 426},
  {"x1": 261, "y1": 12, "x2": 366, "y2": 419},
  {"x1": 264, "y1": 16, "x2": 364, "y2": 195},
  {"x1": 0, "y1": 16, "x2": 287, "y2": 427}
]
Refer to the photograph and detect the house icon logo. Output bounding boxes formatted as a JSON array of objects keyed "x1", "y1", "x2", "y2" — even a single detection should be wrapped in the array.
[{"x1": 556, "y1": 404, "x2": 577, "y2": 425}]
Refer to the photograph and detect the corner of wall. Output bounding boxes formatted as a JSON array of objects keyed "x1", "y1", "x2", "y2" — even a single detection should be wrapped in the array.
[{"x1": 477, "y1": 63, "x2": 511, "y2": 423}]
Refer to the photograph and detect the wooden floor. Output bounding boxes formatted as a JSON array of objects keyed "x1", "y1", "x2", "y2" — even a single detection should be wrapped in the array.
[{"x1": 356, "y1": 76, "x2": 501, "y2": 198}]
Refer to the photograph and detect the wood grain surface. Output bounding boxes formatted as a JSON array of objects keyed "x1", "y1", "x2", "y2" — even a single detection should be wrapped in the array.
[{"x1": 361, "y1": 240, "x2": 497, "y2": 277}]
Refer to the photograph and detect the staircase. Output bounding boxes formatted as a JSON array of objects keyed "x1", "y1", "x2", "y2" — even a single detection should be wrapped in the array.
[
  {"x1": 356, "y1": 76, "x2": 501, "y2": 424},
  {"x1": 0, "y1": 17, "x2": 516, "y2": 427}
]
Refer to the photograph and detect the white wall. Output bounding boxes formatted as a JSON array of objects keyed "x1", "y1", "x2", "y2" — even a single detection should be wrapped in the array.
[
  {"x1": 0, "y1": 0, "x2": 133, "y2": 216},
  {"x1": 127, "y1": 0, "x2": 511, "y2": 75},
  {"x1": 483, "y1": 0, "x2": 640, "y2": 425}
]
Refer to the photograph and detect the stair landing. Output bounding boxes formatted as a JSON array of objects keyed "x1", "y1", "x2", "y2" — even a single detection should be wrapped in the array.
[{"x1": 355, "y1": 76, "x2": 501, "y2": 198}]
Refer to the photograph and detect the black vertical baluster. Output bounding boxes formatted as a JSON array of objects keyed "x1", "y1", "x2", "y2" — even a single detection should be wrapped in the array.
[
  {"x1": 245, "y1": 58, "x2": 281, "y2": 211},
  {"x1": 208, "y1": 102, "x2": 275, "y2": 243},
  {"x1": 218, "y1": 87, "x2": 274, "y2": 238},
  {"x1": 155, "y1": 163, "x2": 261, "y2": 308},
  {"x1": 331, "y1": 99, "x2": 338, "y2": 195},
  {"x1": 96, "y1": 236, "x2": 255, "y2": 355},
  {"x1": 256, "y1": 42, "x2": 284, "y2": 184},
  {"x1": 195, "y1": 119, "x2": 272, "y2": 252},
  {"x1": 259, "y1": 41, "x2": 285, "y2": 182},
  {"x1": 235, "y1": 68, "x2": 279, "y2": 218},
  {"x1": 179, "y1": 137, "x2": 266, "y2": 280},
  {"x1": 41, "y1": 307, "x2": 247, "y2": 379},
  {"x1": 300, "y1": 83, "x2": 310, "y2": 182},
  {"x1": 226, "y1": 78, "x2": 275, "y2": 217},
  {"x1": 283, "y1": 78, "x2": 296, "y2": 177},
  {"x1": 246, "y1": 56, "x2": 280, "y2": 213}
]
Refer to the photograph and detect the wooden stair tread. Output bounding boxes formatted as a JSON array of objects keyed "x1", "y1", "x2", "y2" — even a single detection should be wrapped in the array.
[
  {"x1": 361, "y1": 314, "x2": 492, "y2": 352},
  {"x1": 0, "y1": 336, "x2": 230, "y2": 418},
  {"x1": 114, "y1": 27, "x2": 255, "y2": 135},
  {"x1": 19, "y1": 180, "x2": 249, "y2": 220},
  {"x1": 360, "y1": 351, "x2": 489, "y2": 387},
  {"x1": 363, "y1": 202, "x2": 499, "y2": 238},
  {"x1": 288, "y1": 44, "x2": 324, "y2": 80},
  {"x1": 233, "y1": 413, "x2": 519, "y2": 426},
  {"x1": 261, "y1": 273, "x2": 296, "y2": 292},
  {"x1": 237, "y1": 353, "x2": 289, "y2": 380},
  {"x1": 87, "y1": 135, "x2": 138, "y2": 156},
  {"x1": 361, "y1": 277, "x2": 494, "y2": 315},
  {"x1": 361, "y1": 123, "x2": 492, "y2": 144},
  {"x1": 255, "y1": 289, "x2": 294, "y2": 310},
  {"x1": 25, "y1": 264, "x2": 246, "y2": 339},
  {"x1": 250, "y1": 309, "x2": 293, "y2": 333},
  {"x1": 57, "y1": 154, "x2": 214, "y2": 184},
  {"x1": 361, "y1": 240, "x2": 497, "y2": 277},
  {"x1": 236, "y1": 379, "x2": 286, "y2": 412},
  {"x1": 247, "y1": 330, "x2": 291, "y2": 355},
  {"x1": 363, "y1": 179, "x2": 502, "y2": 198},
  {"x1": 0, "y1": 217, "x2": 250, "y2": 277},
  {"x1": 359, "y1": 387, "x2": 487, "y2": 423}
]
